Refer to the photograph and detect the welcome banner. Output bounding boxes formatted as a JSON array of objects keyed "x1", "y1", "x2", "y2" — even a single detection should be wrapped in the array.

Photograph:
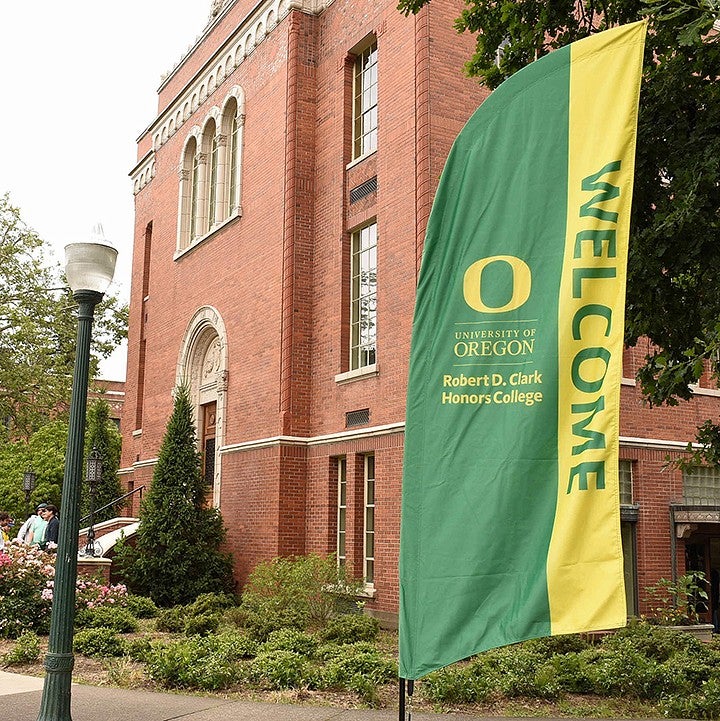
[{"x1": 399, "y1": 21, "x2": 646, "y2": 680}]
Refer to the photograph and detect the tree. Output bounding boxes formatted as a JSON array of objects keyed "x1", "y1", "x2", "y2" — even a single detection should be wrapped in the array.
[
  {"x1": 0, "y1": 193, "x2": 128, "y2": 439},
  {"x1": 397, "y1": 0, "x2": 720, "y2": 458},
  {"x1": 115, "y1": 384, "x2": 234, "y2": 606},
  {"x1": 0, "y1": 420, "x2": 66, "y2": 523},
  {"x1": 81, "y1": 399, "x2": 123, "y2": 524}
]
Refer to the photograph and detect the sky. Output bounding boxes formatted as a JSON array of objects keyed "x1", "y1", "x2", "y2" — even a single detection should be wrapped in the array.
[{"x1": 0, "y1": 2, "x2": 213, "y2": 380}]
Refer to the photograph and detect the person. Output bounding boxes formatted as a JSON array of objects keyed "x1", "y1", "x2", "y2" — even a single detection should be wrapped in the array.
[
  {"x1": 26, "y1": 503, "x2": 49, "y2": 546},
  {"x1": 42, "y1": 505, "x2": 59, "y2": 551},
  {"x1": 0, "y1": 512, "x2": 14, "y2": 550},
  {"x1": 17, "y1": 503, "x2": 47, "y2": 544}
]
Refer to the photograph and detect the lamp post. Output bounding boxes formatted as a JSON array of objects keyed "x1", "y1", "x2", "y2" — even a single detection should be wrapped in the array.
[
  {"x1": 37, "y1": 225, "x2": 117, "y2": 721},
  {"x1": 23, "y1": 465, "x2": 37, "y2": 520},
  {"x1": 82, "y1": 447, "x2": 102, "y2": 558}
]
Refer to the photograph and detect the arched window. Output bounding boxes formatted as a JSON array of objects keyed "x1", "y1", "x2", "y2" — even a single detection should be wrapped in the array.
[
  {"x1": 178, "y1": 136, "x2": 198, "y2": 250},
  {"x1": 202, "y1": 119, "x2": 218, "y2": 232},
  {"x1": 220, "y1": 92, "x2": 244, "y2": 219}
]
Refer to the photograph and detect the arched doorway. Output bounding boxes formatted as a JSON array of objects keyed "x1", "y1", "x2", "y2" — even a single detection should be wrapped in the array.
[{"x1": 177, "y1": 307, "x2": 228, "y2": 506}]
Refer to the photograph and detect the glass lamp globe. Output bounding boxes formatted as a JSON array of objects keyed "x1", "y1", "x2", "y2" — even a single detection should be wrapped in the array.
[{"x1": 65, "y1": 224, "x2": 118, "y2": 294}]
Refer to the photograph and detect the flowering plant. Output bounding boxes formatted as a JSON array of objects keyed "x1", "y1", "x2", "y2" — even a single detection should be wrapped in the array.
[
  {"x1": 1, "y1": 543, "x2": 129, "y2": 638},
  {"x1": 0, "y1": 543, "x2": 55, "y2": 638}
]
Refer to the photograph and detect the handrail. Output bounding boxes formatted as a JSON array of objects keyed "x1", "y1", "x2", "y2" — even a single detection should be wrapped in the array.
[{"x1": 79, "y1": 485, "x2": 145, "y2": 526}]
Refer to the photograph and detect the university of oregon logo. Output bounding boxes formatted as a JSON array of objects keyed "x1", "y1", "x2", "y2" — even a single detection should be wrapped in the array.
[{"x1": 462, "y1": 255, "x2": 531, "y2": 313}]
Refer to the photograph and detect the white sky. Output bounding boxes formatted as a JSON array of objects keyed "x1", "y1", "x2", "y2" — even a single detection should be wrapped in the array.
[{"x1": 0, "y1": 2, "x2": 212, "y2": 380}]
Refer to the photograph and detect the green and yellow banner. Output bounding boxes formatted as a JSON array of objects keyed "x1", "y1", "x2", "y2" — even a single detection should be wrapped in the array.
[{"x1": 399, "y1": 21, "x2": 646, "y2": 680}]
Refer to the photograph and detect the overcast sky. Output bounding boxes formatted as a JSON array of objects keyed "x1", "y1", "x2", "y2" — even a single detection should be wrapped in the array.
[{"x1": 0, "y1": 1, "x2": 212, "y2": 380}]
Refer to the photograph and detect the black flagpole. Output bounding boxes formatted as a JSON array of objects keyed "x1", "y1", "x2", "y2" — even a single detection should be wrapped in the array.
[{"x1": 399, "y1": 678, "x2": 415, "y2": 721}]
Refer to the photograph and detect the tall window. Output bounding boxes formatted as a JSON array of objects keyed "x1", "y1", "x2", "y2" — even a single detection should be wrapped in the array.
[
  {"x1": 208, "y1": 134, "x2": 219, "y2": 229},
  {"x1": 364, "y1": 454, "x2": 375, "y2": 586},
  {"x1": 337, "y1": 458, "x2": 347, "y2": 568},
  {"x1": 201, "y1": 120, "x2": 218, "y2": 235},
  {"x1": 228, "y1": 110, "x2": 240, "y2": 214},
  {"x1": 352, "y1": 41, "x2": 378, "y2": 160},
  {"x1": 191, "y1": 150, "x2": 201, "y2": 241},
  {"x1": 619, "y1": 460, "x2": 637, "y2": 615},
  {"x1": 350, "y1": 222, "x2": 377, "y2": 370}
]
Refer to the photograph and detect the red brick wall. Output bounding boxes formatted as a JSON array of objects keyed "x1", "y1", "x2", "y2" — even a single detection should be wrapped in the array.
[{"x1": 120, "y1": 0, "x2": 720, "y2": 619}]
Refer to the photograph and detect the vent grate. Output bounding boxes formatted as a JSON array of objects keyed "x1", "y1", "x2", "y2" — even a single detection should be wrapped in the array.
[
  {"x1": 346, "y1": 408, "x2": 370, "y2": 427},
  {"x1": 350, "y1": 176, "x2": 377, "y2": 204}
]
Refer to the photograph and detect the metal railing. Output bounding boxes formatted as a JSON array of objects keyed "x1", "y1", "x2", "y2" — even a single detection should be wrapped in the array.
[{"x1": 79, "y1": 485, "x2": 145, "y2": 526}]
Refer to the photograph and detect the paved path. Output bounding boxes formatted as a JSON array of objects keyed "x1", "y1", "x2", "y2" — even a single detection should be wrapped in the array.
[{"x1": 0, "y1": 670, "x2": 491, "y2": 721}]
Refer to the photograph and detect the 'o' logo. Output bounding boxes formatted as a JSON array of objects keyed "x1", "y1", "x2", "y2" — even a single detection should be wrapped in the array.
[{"x1": 463, "y1": 256, "x2": 531, "y2": 313}]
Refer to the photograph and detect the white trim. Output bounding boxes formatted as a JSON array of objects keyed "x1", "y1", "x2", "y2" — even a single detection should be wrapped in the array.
[
  {"x1": 174, "y1": 211, "x2": 241, "y2": 260},
  {"x1": 335, "y1": 363, "x2": 378, "y2": 384},
  {"x1": 690, "y1": 384, "x2": 720, "y2": 398},
  {"x1": 219, "y1": 422, "x2": 404, "y2": 454},
  {"x1": 133, "y1": 457, "x2": 159, "y2": 469},
  {"x1": 620, "y1": 436, "x2": 697, "y2": 451},
  {"x1": 345, "y1": 149, "x2": 377, "y2": 171},
  {"x1": 621, "y1": 377, "x2": 636, "y2": 386}
]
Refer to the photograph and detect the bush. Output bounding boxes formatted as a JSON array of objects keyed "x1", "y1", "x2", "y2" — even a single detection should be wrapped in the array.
[
  {"x1": 522, "y1": 633, "x2": 591, "y2": 657},
  {"x1": 145, "y1": 632, "x2": 254, "y2": 690},
  {"x1": 126, "y1": 594, "x2": 158, "y2": 619},
  {"x1": 661, "y1": 676, "x2": 720, "y2": 719},
  {"x1": 320, "y1": 613, "x2": 379, "y2": 644},
  {"x1": 320, "y1": 644, "x2": 397, "y2": 689},
  {"x1": 241, "y1": 554, "x2": 363, "y2": 633},
  {"x1": 248, "y1": 650, "x2": 313, "y2": 689},
  {"x1": 260, "y1": 628, "x2": 318, "y2": 657},
  {"x1": 602, "y1": 619, "x2": 703, "y2": 661},
  {"x1": 155, "y1": 606, "x2": 186, "y2": 633},
  {"x1": 315, "y1": 641, "x2": 377, "y2": 662},
  {"x1": 189, "y1": 592, "x2": 237, "y2": 616},
  {"x1": 0, "y1": 545, "x2": 54, "y2": 638},
  {"x1": 3, "y1": 631, "x2": 41, "y2": 665},
  {"x1": 74, "y1": 628, "x2": 126, "y2": 658},
  {"x1": 75, "y1": 606, "x2": 139, "y2": 633},
  {"x1": 184, "y1": 613, "x2": 220, "y2": 637},
  {"x1": 421, "y1": 664, "x2": 491, "y2": 704}
]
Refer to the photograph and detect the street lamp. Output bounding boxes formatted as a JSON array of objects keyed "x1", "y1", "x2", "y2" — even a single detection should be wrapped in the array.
[
  {"x1": 23, "y1": 465, "x2": 37, "y2": 520},
  {"x1": 37, "y1": 225, "x2": 117, "y2": 721},
  {"x1": 81, "y1": 447, "x2": 102, "y2": 558}
]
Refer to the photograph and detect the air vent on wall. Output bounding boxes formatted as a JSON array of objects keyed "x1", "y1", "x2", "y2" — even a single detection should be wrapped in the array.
[
  {"x1": 349, "y1": 176, "x2": 377, "y2": 204},
  {"x1": 346, "y1": 408, "x2": 370, "y2": 428}
]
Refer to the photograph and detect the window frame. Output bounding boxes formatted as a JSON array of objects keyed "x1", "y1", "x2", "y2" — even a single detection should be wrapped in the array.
[
  {"x1": 363, "y1": 454, "x2": 375, "y2": 587},
  {"x1": 351, "y1": 40, "x2": 378, "y2": 161},
  {"x1": 349, "y1": 221, "x2": 378, "y2": 372}
]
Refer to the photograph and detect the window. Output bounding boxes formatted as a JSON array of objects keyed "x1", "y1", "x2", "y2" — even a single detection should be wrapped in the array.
[
  {"x1": 352, "y1": 41, "x2": 378, "y2": 160},
  {"x1": 619, "y1": 459, "x2": 633, "y2": 505},
  {"x1": 176, "y1": 89, "x2": 244, "y2": 253},
  {"x1": 621, "y1": 521, "x2": 637, "y2": 615},
  {"x1": 684, "y1": 466, "x2": 720, "y2": 505},
  {"x1": 350, "y1": 222, "x2": 377, "y2": 370},
  {"x1": 364, "y1": 454, "x2": 375, "y2": 586},
  {"x1": 178, "y1": 137, "x2": 198, "y2": 250},
  {"x1": 222, "y1": 96, "x2": 243, "y2": 218},
  {"x1": 337, "y1": 458, "x2": 347, "y2": 568}
]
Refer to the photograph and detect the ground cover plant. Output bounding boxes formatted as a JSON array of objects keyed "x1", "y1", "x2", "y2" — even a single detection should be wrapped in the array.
[{"x1": 5, "y1": 553, "x2": 720, "y2": 717}]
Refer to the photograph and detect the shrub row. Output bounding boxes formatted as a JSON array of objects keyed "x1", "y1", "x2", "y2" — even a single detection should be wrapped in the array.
[{"x1": 421, "y1": 622, "x2": 720, "y2": 718}]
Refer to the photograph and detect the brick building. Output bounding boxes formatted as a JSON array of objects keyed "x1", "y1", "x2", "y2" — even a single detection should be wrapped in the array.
[{"x1": 121, "y1": 0, "x2": 720, "y2": 624}]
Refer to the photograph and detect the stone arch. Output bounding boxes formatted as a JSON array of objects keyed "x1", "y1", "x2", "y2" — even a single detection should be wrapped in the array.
[{"x1": 177, "y1": 306, "x2": 228, "y2": 507}]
